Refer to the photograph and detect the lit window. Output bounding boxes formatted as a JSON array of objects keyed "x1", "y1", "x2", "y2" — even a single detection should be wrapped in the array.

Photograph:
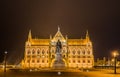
[
  {"x1": 63, "y1": 55, "x2": 65, "y2": 58},
  {"x1": 47, "y1": 50, "x2": 49, "y2": 54},
  {"x1": 32, "y1": 55, "x2": 36, "y2": 58},
  {"x1": 27, "y1": 60, "x2": 30, "y2": 63},
  {"x1": 73, "y1": 50, "x2": 75, "y2": 54},
  {"x1": 32, "y1": 60, "x2": 35, "y2": 63},
  {"x1": 27, "y1": 50, "x2": 31, "y2": 54},
  {"x1": 73, "y1": 56, "x2": 75, "y2": 58},
  {"x1": 88, "y1": 51, "x2": 90, "y2": 54},
  {"x1": 82, "y1": 51, "x2": 85, "y2": 54},
  {"x1": 52, "y1": 50, "x2": 54, "y2": 53},
  {"x1": 37, "y1": 60, "x2": 39, "y2": 63},
  {"x1": 78, "y1": 56, "x2": 80, "y2": 58},
  {"x1": 52, "y1": 55, "x2": 55, "y2": 58},
  {"x1": 88, "y1": 60, "x2": 90, "y2": 63},
  {"x1": 78, "y1": 51, "x2": 80, "y2": 54},
  {"x1": 73, "y1": 60, "x2": 75, "y2": 63},
  {"x1": 37, "y1": 50, "x2": 40, "y2": 54},
  {"x1": 83, "y1": 60, "x2": 85, "y2": 63},
  {"x1": 42, "y1": 50, "x2": 45, "y2": 54},
  {"x1": 42, "y1": 60, "x2": 44, "y2": 63},
  {"x1": 32, "y1": 49, "x2": 35, "y2": 54}
]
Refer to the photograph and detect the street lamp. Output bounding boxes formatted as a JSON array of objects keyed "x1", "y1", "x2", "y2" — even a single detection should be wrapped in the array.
[
  {"x1": 112, "y1": 51, "x2": 119, "y2": 74},
  {"x1": 4, "y1": 51, "x2": 7, "y2": 73}
]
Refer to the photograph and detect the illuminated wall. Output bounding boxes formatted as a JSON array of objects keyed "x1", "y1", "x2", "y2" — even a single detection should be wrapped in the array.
[{"x1": 21, "y1": 28, "x2": 94, "y2": 69}]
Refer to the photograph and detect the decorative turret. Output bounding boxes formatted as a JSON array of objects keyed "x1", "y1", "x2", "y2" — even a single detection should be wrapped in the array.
[
  {"x1": 50, "y1": 34, "x2": 52, "y2": 40},
  {"x1": 28, "y1": 30, "x2": 32, "y2": 41},
  {"x1": 86, "y1": 30, "x2": 90, "y2": 41},
  {"x1": 58, "y1": 26, "x2": 60, "y2": 32},
  {"x1": 65, "y1": 35, "x2": 68, "y2": 40}
]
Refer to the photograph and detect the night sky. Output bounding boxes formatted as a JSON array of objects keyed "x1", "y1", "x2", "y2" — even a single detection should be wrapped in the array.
[{"x1": 0, "y1": 0, "x2": 120, "y2": 64}]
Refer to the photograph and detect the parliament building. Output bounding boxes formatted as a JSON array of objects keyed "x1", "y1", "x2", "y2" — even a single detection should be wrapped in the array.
[{"x1": 21, "y1": 27, "x2": 94, "y2": 69}]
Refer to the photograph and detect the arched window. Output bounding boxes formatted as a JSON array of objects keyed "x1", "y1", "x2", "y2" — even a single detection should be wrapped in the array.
[
  {"x1": 32, "y1": 60, "x2": 35, "y2": 63},
  {"x1": 87, "y1": 51, "x2": 90, "y2": 54},
  {"x1": 32, "y1": 49, "x2": 35, "y2": 54},
  {"x1": 37, "y1": 49, "x2": 40, "y2": 54},
  {"x1": 73, "y1": 60, "x2": 75, "y2": 63},
  {"x1": 88, "y1": 60, "x2": 90, "y2": 63},
  {"x1": 52, "y1": 49, "x2": 54, "y2": 53},
  {"x1": 47, "y1": 50, "x2": 49, "y2": 54},
  {"x1": 68, "y1": 50, "x2": 70, "y2": 54},
  {"x1": 27, "y1": 50, "x2": 31, "y2": 54},
  {"x1": 83, "y1": 60, "x2": 85, "y2": 63},
  {"x1": 47, "y1": 60, "x2": 48, "y2": 63},
  {"x1": 52, "y1": 55, "x2": 55, "y2": 58},
  {"x1": 78, "y1": 60, "x2": 80, "y2": 63},
  {"x1": 27, "y1": 60, "x2": 30, "y2": 63},
  {"x1": 42, "y1": 60, "x2": 44, "y2": 63},
  {"x1": 82, "y1": 51, "x2": 85, "y2": 54},
  {"x1": 63, "y1": 50, "x2": 65, "y2": 53},
  {"x1": 37, "y1": 60, "x2": 39, "y2": 63},
  {"x1": 42, "y1": 50, "x2": 45, "y2": 54},
  {"x1": 78, "y1": 50, "x2": 80, "y2": 54},
  {"x1": 73, "y1": 50, "x2": 75, "y2": 54}
]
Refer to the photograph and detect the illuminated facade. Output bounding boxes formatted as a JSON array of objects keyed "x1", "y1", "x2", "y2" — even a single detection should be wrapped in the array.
[{"x1": 21, "y1": 27, "x2": 94, "y2": 69}]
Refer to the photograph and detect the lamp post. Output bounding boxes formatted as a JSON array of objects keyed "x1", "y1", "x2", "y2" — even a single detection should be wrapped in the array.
[
  {"x1": 4, "y1": 51, "x2": 7, "y2": 73},
  {"x1": 113, "y1": 51, "x2": 119, "y2": 74}
]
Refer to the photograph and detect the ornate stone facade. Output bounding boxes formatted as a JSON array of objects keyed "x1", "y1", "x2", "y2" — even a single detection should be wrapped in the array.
[{"x1": 21, "y1": 27, "x2": 94, "y2": 69}]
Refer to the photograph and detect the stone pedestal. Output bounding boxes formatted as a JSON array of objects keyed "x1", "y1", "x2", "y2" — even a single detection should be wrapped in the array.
[{"x1": 53, "y1": 52, "x2": 65, "y2": 69}]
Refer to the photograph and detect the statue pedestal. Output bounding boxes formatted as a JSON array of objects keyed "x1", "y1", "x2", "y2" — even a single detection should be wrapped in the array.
[{"x1": 53, "y1": 52, "x2": 65, "y2": 69}]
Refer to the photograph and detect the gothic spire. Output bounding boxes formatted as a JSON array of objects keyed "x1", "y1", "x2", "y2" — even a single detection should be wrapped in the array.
[
  {"x1": 28, "y1": 29, "x2": 32, "y2": 41},
  {"x1": 58, "y1": 26, "x2": 60, "y2": 31},
  {"x1": 86, "y1": 30, "x2": 90, "y2": 41},
  {"x1": 50, "y1": 34, "x2": 52, "y2": 40}
]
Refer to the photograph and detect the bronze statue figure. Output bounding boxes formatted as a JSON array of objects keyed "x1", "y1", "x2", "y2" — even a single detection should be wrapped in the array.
[{"x1": 56, "y1": 39, "x2": 62, "y2": 53}]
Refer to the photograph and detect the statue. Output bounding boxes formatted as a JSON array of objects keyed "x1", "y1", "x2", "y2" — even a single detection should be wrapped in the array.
[
  {"x1": 53, "y1": 39, "x2": 65, "y2": 69},
  {"x1": 56, "y1": 39, "x2": 62, "y2": 53},
  {"x1": 55, "y1": 40, "x2": 62, "y2": 62}
]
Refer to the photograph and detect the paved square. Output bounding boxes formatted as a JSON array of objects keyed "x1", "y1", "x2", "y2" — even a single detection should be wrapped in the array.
[{"x1": 0, "y1": 69, "x2": 120, "y2": 77}]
